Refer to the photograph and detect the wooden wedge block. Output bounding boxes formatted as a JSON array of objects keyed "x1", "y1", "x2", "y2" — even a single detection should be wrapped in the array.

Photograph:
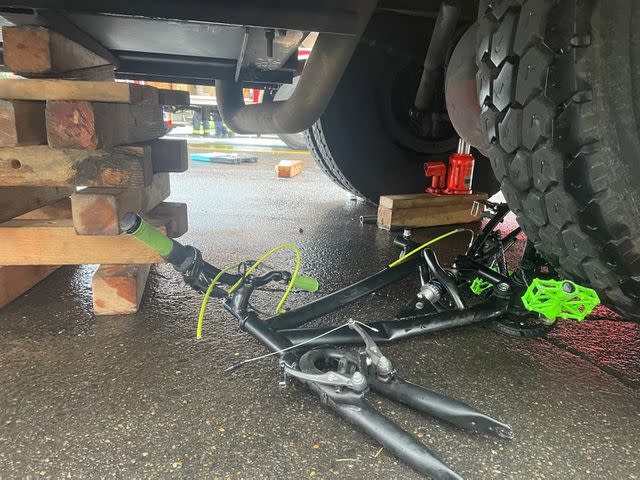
[
  {"x1": 0, "y1": 100, "x2": 47, "y2": 146},
  {"x1": 147, "y1": 202, "x2": 188, "y2": 238},
  {"x1": 16, "y1": 197, "x2": 72, "y2": 220},
  {"x1": 0, "y1": 79, "x2": 157, "y2": 104},
  {"x1": 0, "y1": 265, "x2": 60, "y2": 309},
  {"x1": 276, "y1": 159, "x2": 303, "y2": 178},
  {"x1": 2, "y1": 26, "x2": 111, "y2": 74},
  {"x1": 141, "y1": 139, "x2": 189, "y2": 173},
  {"x1": 71, "y1": 173, "x2": 170, "y2": 235},
  {"x1": 0, "y1": 145, "x2": 152, "y2": 187},
  {"x1": 0, "y1": 202, "x2": 187, "y2": 265},
  {"x1": 0, "y1": 186, "x2": 74, "y2": 222},
  {"x1": 46, "y1": 101, "x2": 165, "y2": 150},
  {"x1": 92, "y1": 264, "x2": 151, "y2": 315},
  {"x1": 377, "y1": 193, "x2": 487, "y2": 230}
]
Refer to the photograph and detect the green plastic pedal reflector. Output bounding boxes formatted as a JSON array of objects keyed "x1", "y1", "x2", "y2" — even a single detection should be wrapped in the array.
[
  {"x1": 471, "y1": 276, "x2": 493, "y2": 295},
  {"x1": 470, "y1": 266, "x2": 506, "y2": 295},
  {"x1": 521, "y1": 279, "x2": 600, "y2": 322}
]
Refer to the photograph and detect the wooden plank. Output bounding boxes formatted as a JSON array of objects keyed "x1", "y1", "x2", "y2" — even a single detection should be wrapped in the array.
[
  {"x1": 71, "y1": 173, "x2": 170, "y2": 235},
  {"x1": 0, "y1": 145, "x2": 153, "y2": 187},
  {"x1": 92, "y1": 264, "x2": 151, "y2": 315},
  {"x1": 0, "y1": 79, "x2": 153, "y2": 104},
  {"x1": 2, "y1": 26, "x2": 111, "y2": 74},
  {"x1": 16, "y1": 197, "x2": 72, "y2": 220},
  {"x1": 0, "y1": 186, "x2": 74, "y2": 223},
  {"x1": 0, "y1": 218, "x2": 169, "y2": 265},
  {"x1": 377, "y1": 194, "x2": 487, "y2": 230},
  {"x1": 148, "y1": 139, "x2": 189, "y2": 173},
  {"x1": 147, "y1": 202, "x2": 188, "y2": 238},
  {"x1": 157, "y1": 89, "x2": 190, "y2": 106},
  {"x1": 276, "y1": 159, "x2": 303, "y2": 178},
  {"x1": 45, "y1": 101, "x2": 165, "y2": 150},
  {"x1": 379, "y1": 192, "x2": 488, "y2": 210},
  {"x1": 59, "y1": 65, "x2": 116, "y2": 81},
  {"x1": 0, "y1": 265, "x2": 60, "y2": 309},
  {"x1": 0, "y1": 100, "x2": 47, "y2": 146}
]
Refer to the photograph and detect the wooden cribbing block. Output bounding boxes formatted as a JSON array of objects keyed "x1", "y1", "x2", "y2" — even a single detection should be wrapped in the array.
[
  {"x1": 147, "y1": 202, "x2": 188, "y2": 238},
  {"x1": 45, "y1": 101, "x2": 165, "y2": 150},
  {"x1": 16, "y1": 197, "x2": 72, "y2": 220},
  {"x1": 0, "y1": 100, "x2": 47, "y2": 146},
  {"x1": 71, "y1": 173, "x2": 170, "y2": 235},
  {"x1": 148, "y1": 139, "x2": 189, "y2": 173},
  {"x1": 60, "y1": 65, "x2": 116, "y2": 81},
  {"x1": 377, "y1": 192, "x2": 488, "y2": 230},
  {"x1": 0, "y1": 79, "x2": 157, "y2": 104},
  {"x1": 92, "y1": 264, "x2": 151, "y2": 315},
  {"x1": 157, "y1": 89, "x2": 190, "y2": 106},
  {"x1": 275, "y1": 159, "x2": 303, "y2": 178},
  {"x1": 0, "y1": 145, "x2": 152, "y2": 187},
  {"x1": 0, "y1": 186, "x2": 74, "y2": 223},
  {"x1": 0, "y1": 265, "x2": 60, "y2": 309},
  {"x1": 2, "y1": 26, "x2": 111, "y2": 74},
  {"x1": 0, "y1": 202, "x2": 187, "y2": 265}
]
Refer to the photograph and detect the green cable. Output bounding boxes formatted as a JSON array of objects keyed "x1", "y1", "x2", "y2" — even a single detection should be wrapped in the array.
[
  {"x1": 198, "y1": 243, "x2": 302, "y2": 338},
  {"x1": 197, "y1": 264, "x2": 237, "y2": 339},
  {"x1": 388, "y1": 229, "x2": 464, "y2": 268},
  {"x1": 227, "y1": 243, "x2": 301, "y2": 314}
]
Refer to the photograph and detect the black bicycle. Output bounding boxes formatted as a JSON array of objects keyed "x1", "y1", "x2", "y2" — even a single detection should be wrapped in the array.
[{"x1": 122, "y1": 203, "x2": 585, "y2": 480}]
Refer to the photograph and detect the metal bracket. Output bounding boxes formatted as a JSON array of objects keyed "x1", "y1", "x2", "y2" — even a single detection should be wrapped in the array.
[
  {"x1": 282, "y1": 363, "x2": 367, "y2": 392},
  {"x1": 348, "y1": 319, "x2": 394, "y2": 376}
]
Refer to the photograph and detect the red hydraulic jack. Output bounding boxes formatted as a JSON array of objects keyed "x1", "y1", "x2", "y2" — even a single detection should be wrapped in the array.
[{"x1": 425, "y1": 139, "x2": 475, "y2": 195}]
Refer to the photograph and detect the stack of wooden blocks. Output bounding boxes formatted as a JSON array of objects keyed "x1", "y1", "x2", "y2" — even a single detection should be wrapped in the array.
[{"x1": 0, "y1": 25, "x2": 191, "y2": 315}]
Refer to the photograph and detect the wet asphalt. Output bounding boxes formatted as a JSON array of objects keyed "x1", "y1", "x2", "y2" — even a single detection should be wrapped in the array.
[{"x1": 0, "y1": 143, "x2": 638, "y2": 480}]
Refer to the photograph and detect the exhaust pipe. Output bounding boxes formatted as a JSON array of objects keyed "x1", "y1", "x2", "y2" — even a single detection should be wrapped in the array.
[{"x1": 216, "y1": 0, "x2": 377, "y2": 135}]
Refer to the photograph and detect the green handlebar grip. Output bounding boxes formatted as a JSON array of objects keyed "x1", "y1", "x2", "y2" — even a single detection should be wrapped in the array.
[
  {"x1": 292, "y1": 275, "x2": 319, "y2": 293},
  {"x1": 123, "y1": 213, "x2": 174, "y2": 257}
]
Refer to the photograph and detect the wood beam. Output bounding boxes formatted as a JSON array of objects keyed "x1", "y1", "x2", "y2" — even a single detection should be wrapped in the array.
[
  {"x1": 2, "y1": 25, "x2": 112, "y2": 75},
  {"x1": 0, "y1": 186, "x2": 74, "y2": 223},
  {"x1": 71, "y1": 173, "x2": 170, "y2": 235},
  {"x1": 148, "y1": 139, "x2": 189, "y2": 173},
  {"x1": 16, "y1": 197, "x2": 73, "y2": 220},
  {"x1": 0, "y1": 79, "x2": 155, "y2": 104},
  {"x1": 92, "y1": 264, "x2": 151, "y2": 315},
  {"x1": 45, "y1": 101, "x2": 165, "y2": 150},
  {"x1": 377, "y1": 193, "x2": 488, "y2": 230},
  {"x1": 0, "y1": 145, "x2": 152, "y2": 187},
  {"x1": 0, "y1": 100, "x2": 47, "y2": 147},
  {"x1": 0, "y1": 202, "x2": 187, "y2": 265},
  {"x1": 0, "y1": 265, "x2": 60, "y2": 309}
]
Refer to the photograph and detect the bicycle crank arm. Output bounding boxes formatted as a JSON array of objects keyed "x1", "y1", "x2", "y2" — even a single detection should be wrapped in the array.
[
  {"x1": 367, "y1": 376, "x2": 513, "y2": 439},
  {"x1": 308, "y1": 382, "x2": 463, "y2": 480}
]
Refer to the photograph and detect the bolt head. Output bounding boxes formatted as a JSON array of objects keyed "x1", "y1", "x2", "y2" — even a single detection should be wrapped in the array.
[
  {"x1": 378, "y1": 356, "x2": 393, "y2": 375},
  {"x1": 415, "y1": 302, "x2": 425, "y2": 310},
  {"x1": 496, "y1": 282, "x2": 510, "y2": 292}
]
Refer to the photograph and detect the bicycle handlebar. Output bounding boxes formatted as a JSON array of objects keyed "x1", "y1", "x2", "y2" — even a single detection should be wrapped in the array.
[{"x1": 121, "y1": 213, "x2": 319, "y2": 293}]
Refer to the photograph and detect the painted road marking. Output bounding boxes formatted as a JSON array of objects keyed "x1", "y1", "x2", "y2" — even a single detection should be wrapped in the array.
[{"x1": 189, "y1": 145, "x2": 311, "y2": 155}]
